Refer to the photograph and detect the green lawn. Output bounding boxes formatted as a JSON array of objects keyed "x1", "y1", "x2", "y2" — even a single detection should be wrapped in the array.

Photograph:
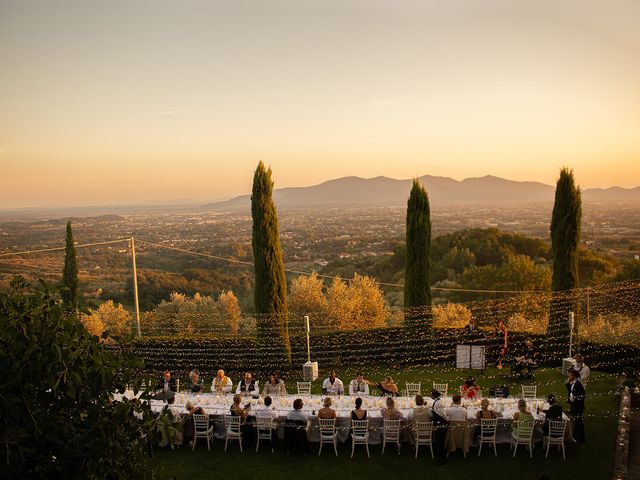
[{"x1": 152, "y1": 366, "x2": 618, "y2": 480}]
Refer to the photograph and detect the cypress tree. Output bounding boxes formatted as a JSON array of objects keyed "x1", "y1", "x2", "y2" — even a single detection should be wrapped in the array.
[
  {"x1": 62, "y1": 221, "x2": 79, "y2": 311},
  {"x1": 251, "y1": 161, "x2": 291, "y2": 367},
  {"x1": 404, "y1": 178, "x2": 432, "y2": 330},
  {"x1": 548, "y1": 167, "x2": 581, "y2": 353}
]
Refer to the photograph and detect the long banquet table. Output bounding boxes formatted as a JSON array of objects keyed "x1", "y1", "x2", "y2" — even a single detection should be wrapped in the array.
[{"x1": 133, "y1": 392, "x2": 570, "y2": 446}]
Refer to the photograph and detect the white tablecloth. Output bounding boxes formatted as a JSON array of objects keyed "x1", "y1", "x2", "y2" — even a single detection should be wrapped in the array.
[{"x1": 134, "y1": 392, "x2": 567, "y2": 445}]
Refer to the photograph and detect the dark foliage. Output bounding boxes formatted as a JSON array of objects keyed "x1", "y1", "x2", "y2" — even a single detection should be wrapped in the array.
[
  {"x1": 549, "y1": 168, "x2": 582, "y2": 345},
  {"x1": 61, "y1": 221, "x2": 79, "y2": 311},
  {"x1": 0, "y1": 278, "x2": 153, "y2": 479},
  {"x1": 251, "y1": 161, "x2": 291, "y2": 367},
  {"x1": 404, "y1": 179, "x2": 432, "y2": 331}
]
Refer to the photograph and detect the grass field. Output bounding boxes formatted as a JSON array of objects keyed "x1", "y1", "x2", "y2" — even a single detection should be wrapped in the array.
[{"x1": 152, "y1": 366, "x2": 619, "y2": 480}]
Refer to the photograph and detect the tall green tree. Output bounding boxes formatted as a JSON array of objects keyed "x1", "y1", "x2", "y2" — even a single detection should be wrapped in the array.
[
  {"x1": 251, "y1": 161, "x2": 291, "y2": 367},
  {"x1": 548, "y1": 167, "x2": 582, "y2": 352},
  {"x1": 404, "y1": 178, "x2": 432, "y2": 330},
  {"x1": 62, "y1": 220, "x2": 79, "y2": 311}
]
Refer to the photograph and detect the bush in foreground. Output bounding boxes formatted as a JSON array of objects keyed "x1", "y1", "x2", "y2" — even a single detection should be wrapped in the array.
[{"x1": 0, "y1": 278, "x2": 153, "y2": 479}]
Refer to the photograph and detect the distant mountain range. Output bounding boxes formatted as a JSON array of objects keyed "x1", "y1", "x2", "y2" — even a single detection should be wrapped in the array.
[{"x1": 205, "y1": 175, "x2": 640, "y2": 210}]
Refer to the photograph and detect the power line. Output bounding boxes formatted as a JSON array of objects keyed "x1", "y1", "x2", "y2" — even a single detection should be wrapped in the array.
[
  {"x1": 3, "y1": 235, "x2": 632, "y2": 295},
  {"x1": 136, "y1": 239, "x2": 254, "y2": 267},
  {"x1": 136, "y1": 238, "x2": 545, "y2": 293},
  {"x1": 0, "y1": 238, "x2": 130, "y2": 257}
]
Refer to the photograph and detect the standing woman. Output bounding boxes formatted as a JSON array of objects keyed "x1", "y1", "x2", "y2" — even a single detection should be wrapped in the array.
[{"x1": 496, "y1": 319, "x2": 508, "y2": 369}]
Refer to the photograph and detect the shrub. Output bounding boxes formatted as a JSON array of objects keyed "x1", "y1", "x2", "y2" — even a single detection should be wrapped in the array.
[{"x1": 0, "y1": 278, "x2": 153, "y2": 479}]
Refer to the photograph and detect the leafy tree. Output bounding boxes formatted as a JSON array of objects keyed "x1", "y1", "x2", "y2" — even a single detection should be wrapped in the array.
[
  {"x1": 324, "y1": 277, "x2": 351, "y2": 331},
  {"x1": 325, "y1": 274, "x2": 388, "y2": 331},
  {"x1": 404, "y1": 179, "x2": 432, "y2": 329},
  {"x1": 549, "y1": 168, "x2": 582, "y2": 347},
  {"x1": 432, "y1": 228, "x2": 550, "y2": 268},
  {"x1": 0, "y1": 278, "x2": 152, "y2": 479},
  {"x1": 288, "y1": 272, "x2": 329, "y2": 333},
  {"x1": 578, "y1": 247, "x2": 617, "y2": 286},
  {"x1": 349, "y1": 274, "x2": 389, "y2": 330},
  {"x1": 251, "y1": 161, "x2": 291, "y2": 366},
  {"x1": 218, "y1": 290, "x2": 241, "y2": 335},
  {"x1": 614, "y1": 259, "x2": 640, "y2": 282},
  {"x1": 432, "y1": 303, "x2": 472, "y2": 328},
  {"x1": 143, "y1": 291, "x2": 242, "y2": 336},
  {"x1": 454, "y1": 254, "x2": 551, "y2": 300},
  {"x1": 289, "y1": 272, "x2": 328, "y2": 314},
  {"x1": 105, "y1": 268, "x2": 253, "y2": 312},
  {"x1": 432, "y1": 246, "x2": 476, "y2": 282},
  {"x1": 62, "y1": 221, "x2": 79, "y2": 310},
  {"x1": 81, "y1": 300, "x2": 132, "y2": 338}
]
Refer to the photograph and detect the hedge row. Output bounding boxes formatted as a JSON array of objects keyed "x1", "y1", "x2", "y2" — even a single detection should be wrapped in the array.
[{"x1": 132, "y1": 327, "x2": 640, "y2": 375}]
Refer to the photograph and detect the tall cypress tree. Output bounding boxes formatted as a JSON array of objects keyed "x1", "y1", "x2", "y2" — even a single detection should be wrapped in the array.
[
  {"x1": 62, "y1": 221, "x2": 79, "y2": 311},
  {"x1": 251, "y1": 161, "x2": 291, "y2": 367},
  {"x1": 404, "y1": 178, "x2": 432, "y2": 330},
  {"x1": 548, "y1": 168, "x2": 581, "y2": 353}
]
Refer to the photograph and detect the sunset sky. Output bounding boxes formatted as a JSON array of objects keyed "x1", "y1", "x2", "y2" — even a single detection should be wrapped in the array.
[{"x1": 1, "y1": 0, "x2": 639, "y2": 208}]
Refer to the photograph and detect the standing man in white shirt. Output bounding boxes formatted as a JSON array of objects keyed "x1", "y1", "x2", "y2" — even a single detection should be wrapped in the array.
[
  {"x1": 574, "y1": 354, "x2": 590, "y2": 388},
  {"x1": 349, "y1": 373, "x2": 370, "y2": 395},
  {"x1": 322, "y1": 370, "x2": 344, "y2": 395}
]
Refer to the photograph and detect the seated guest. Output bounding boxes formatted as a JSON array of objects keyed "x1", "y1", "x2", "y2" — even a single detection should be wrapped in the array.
[
  {"x1": 542, "y1": 394, "x2": 564, "y2": 435},
  {"x1": 513, "y1": 399, "x2": 534, "y2": 436},
  {"x1": 322, "y1": 370, "x2": 344, "y2": 395},
  {"x1": 229, "y1": 393, "x2": 254, "y2": 446},
  {"x1": 154, "y1": 370, "x2": 177, "y2": 401},
  {"x1": 212, "y1": 369, "x2": 233, "y2": 394},
  {"x1": 262, "y1": 373, "x2": 287, "y2": 396},
  {"x1": 407, "y1": 394, "x2": 430, "y2": 443},
  {"x1": 376, "y1": 376, "x2": 399, "y2": 397},
  {"x1": 166, "y1": 394, "x2": 182, "y2": 418},
  {"x1": 351, "y1": 397, "x2": 367, "y2": 420},
  {"x1": 408, "y1": 394, "x2": 431, "y2": 424},
  {"x1": 287, "y1": 398, "x2": 309, "y2": 425},
  {"x1": 255, "y1": 396, "x2": 279, "y2": 449},
  {"x1": 445, "y1": 394, "x2": 469, "y2": 455},
  {"x1": 445, "y1": 394, "x2": 467, "y2": 422},
  {"x1": 230, "y1": 393, "x2": 250, "y2": 421},
  {"x1": 349, "y1": 373, "x2": 370, "y2": 395},
  {"x1": 460, "y1": 376, "x2": 480, "y2": 400},
  {"x1": 285, "y1": 399, "x2": 309, "y2": 454},
  {"x1": 318, "y1": 397, "x2": 337, "y2": 419},
  {"x1": 236, "y1": 371, "x2": 259, "y2": 396},
  {"x1": 473, "y1": 398, "x2": 497, "y2": 443},
  {"x1": 381, "y1": 396, "x2": 404, "y2": 420},
  {"x1": 512, "y1": 338, "x2": 537, "y2": 378},
  {"x1": 186, "y1": 369, "x2": 204, "y2": 393},
  {"x1": 183, "y1": 400, "x2": 206, "y2": 447},
  {"x1": 256, "y1": 396, "x2": 278, "y2": 420}
]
